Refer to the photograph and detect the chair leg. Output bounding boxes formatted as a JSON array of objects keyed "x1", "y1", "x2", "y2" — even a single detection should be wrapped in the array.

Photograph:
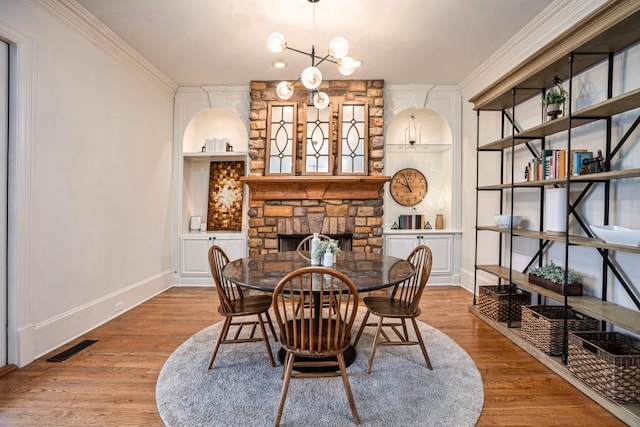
[
  {"x1": 401, "y1": 318, "x2": 409, "y2": 341},
  {"x1": 411, "y1": 317, "x2": 433, "y2": 370},
  {"x1": 367, "y1": 316, "x2": 385, "y2": 374},
  {"x1": 337, "y1": 352, "x2": 361, "y2": 425},
  {"x1": 264, "y1": 310, "x2": 277, "y2": 341},
  {"x1": 353, "y1": 309, "x2": 371, "y2": 346},
  {"x1": 208, "y1": 317, "x2": 231, "y2": 370},
  {"x1": 257, "y1": 313, "x2": 275, "y2": 367},
  {"x1": 275, "y1": 352, "x2": 295, "y2": 426}
]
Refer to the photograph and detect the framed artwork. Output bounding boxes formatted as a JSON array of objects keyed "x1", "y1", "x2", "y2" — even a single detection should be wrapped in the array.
[
  {"x1": 302, "y1": 104, "x2": 333, "y2": 175},
  {"x1": 207, "y1": 161, "x2": 244, "y2": 231},
  {"x1": 338, "y1": 102, "x2": 369, "y2": 175},
  {"x1": 266, "y1": 102, "x2": 297, "y2": 175}
]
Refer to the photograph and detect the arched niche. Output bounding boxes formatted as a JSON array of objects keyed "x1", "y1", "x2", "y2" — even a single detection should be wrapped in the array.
[
  {"x1": 182, "y1": 108, "x2": 248, "y2": 153},
  {"x1": 386, "y1": 107, "x2": 452, "y2": 146},
  {"x1": 384, "y1": 107, "x2": 454, "y2": 229}
]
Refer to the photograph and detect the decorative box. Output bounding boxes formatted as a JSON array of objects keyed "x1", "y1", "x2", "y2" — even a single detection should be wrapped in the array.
[{"x1": 528, "y1": 274, "x2": 582, "y2": 296}]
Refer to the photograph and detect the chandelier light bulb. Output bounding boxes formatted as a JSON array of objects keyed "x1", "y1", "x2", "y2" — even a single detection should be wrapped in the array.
[
  {"x1": 313, "y1": 91, "x2": 330, "y2": 109},
  {"x1": 267, "y1": 32, "x2": 287, "y2": 53},
  {"x1": 337, "y1": 56, "x2": 358, "y2": 76},
  {"x1": 301, "y1": 66, "x2": 322, "y2": 89},
  {"x1": 275, "y1": 81, "x2": 294, "y2": 100},
  {"x1": 328, "y1": 36, "x2": 349, "y2": 59}
]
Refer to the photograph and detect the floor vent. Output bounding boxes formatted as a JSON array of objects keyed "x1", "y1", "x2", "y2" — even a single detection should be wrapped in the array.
[{"x1": 46, "y1": 339, "x2": 98, "y2": 362}]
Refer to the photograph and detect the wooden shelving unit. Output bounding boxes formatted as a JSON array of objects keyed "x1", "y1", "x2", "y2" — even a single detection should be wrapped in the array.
[
  {"x1": 472, "y1": 2, "x2": 640, "y2": 425},
  {"x1": 479, "y1": 88, "x2": 640, "y2": 150}
]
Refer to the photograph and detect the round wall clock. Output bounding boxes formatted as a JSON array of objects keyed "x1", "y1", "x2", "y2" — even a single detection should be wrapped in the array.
[{"x1": 390, "y1": 168, "x2": 428, "y2": 206}]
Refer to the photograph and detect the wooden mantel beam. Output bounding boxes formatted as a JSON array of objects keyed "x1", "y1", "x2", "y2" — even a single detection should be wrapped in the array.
[{"x1": 240, "y1": 175, "x2": 391, "y2": 201}]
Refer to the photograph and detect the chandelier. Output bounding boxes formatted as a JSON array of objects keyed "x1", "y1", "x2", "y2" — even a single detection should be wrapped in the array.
[{"x1": 266, "y1": 0, "x2": 361, "y2": 109}]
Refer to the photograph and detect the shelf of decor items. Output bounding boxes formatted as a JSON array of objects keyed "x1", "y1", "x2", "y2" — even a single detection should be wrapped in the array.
[
  {"x1": 385, "y1": 143, "x2": 452, "y2": 154},
  {"x1": 183, "y1": 151, "x2": 248, "y2": 160},
  {"x1": 471, "y1": 2, "x2": 640, "y2": 425}
]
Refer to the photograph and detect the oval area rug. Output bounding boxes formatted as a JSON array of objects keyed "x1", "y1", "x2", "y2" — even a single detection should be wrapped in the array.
[{"x1": 156, "y1": 313, "x2": 484, "y2": 427}]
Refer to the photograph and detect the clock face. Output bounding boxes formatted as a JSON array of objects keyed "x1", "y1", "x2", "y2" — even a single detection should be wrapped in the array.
[{"x1": 390, "y1": 168, "x2": 428, "y2": 206}]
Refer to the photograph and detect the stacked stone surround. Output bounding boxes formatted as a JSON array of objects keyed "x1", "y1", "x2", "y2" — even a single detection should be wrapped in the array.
[{"x1": 247, "y1": 80, "x2": 385, "y2": 256}]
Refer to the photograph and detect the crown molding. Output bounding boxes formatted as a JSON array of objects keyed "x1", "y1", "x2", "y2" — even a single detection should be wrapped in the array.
[
  {"x1": 33, "y1": 0, "x2": 177, "y2": 95},
  {"x1": 459, "y1": 0, "x2": 606, "y2": 102}
]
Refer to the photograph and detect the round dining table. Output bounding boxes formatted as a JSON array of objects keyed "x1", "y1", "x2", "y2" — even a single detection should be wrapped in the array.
[
  {"x1": 222, "y1": 250, "x2": 415, "y2": 293},
  {"x1": 222, "y1": 250, "x2": 415, "y2": 370}
]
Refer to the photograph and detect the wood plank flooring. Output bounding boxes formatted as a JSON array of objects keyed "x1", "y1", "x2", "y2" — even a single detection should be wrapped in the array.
[{"x1": 0, "y1": 286, "x2": 625, "y2": 426}]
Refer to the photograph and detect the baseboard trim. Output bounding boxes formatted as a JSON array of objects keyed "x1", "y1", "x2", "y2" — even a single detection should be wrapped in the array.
[{"x1": 26, "y1": 270, "x2": 172, "y2": 365}]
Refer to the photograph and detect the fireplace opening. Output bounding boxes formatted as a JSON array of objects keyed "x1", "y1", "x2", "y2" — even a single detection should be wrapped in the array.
[{"x1": 278, "y1": 234, "x2": 353, "y2": 252}]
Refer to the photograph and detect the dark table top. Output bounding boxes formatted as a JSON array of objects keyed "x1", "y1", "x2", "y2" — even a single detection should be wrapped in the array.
[{"x1": 222, "y1": 251, "x2": 415, "y2": 293}]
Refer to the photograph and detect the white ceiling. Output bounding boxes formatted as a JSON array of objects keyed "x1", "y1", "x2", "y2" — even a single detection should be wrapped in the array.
[{"x1": 75, "y1": 0, "x2": 554, "y2": 87}]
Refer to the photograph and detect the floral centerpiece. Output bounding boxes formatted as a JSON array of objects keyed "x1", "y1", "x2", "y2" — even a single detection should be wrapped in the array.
[
  {"x1": 527, "y1": 261, "x2": 583, "y2": 296},
  {"x1": 313, "y1": 240, "x2": 341, "y2": 265}
]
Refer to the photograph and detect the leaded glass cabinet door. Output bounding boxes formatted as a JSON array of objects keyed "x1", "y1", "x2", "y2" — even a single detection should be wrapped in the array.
[
  {"x1": 302, "y1": 104, "x2": 333, "y2": 175},
  {"x1": 266, "y1": 102, "x2": 297, "y2": 175},
  {"x1": 338, "y1": 102, "x2": 369, "y2": 175}
]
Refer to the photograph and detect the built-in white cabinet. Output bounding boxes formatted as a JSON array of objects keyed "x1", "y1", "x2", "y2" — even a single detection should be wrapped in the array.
[
  {"x1": 384, "y1": 231, "x2": 461, "y2": 284},
  {"x1": 173, "y1": 86, "x2": 250, "y2": 285},
  {"x1": 180, "y1": 232, "x2": 247, "y2": 280}
]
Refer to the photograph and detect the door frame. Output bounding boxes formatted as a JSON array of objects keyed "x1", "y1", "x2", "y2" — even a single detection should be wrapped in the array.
[{"x1": 0, "y1": 20, "x2": 34, "y2": 367}]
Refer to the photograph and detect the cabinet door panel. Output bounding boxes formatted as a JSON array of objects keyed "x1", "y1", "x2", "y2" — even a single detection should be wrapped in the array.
[
  {"x1": 385, "y1": 235, "x2": 419, "y2": 259},
  {"x1": 422, "y1": 236, "x2": 452, "y2": 275},
  {"x1": 181, "y1": 237, "x2": 212, "y2": 275},
  {"x1": 213, "y1": 236, "x2": 246, "y2": 261}
]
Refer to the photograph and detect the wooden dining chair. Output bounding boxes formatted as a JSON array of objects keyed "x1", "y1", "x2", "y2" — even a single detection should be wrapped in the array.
[
  {"x1": 353, "y1": 245, "x2": 433, "y2": 374},
  {"x1": 272, "y1": 266, "x2": 361, "y2": 425},
  {"x1": 206, "y1": 245, "x2": 276, "y2": 370}
]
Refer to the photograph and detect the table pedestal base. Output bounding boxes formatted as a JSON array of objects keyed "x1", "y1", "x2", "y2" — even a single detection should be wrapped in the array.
[{"x1": 277, "y1": 345, "x2": 357, "y2": 373}]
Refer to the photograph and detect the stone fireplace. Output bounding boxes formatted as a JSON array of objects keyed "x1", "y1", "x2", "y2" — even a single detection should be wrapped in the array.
[{"x1": 244, "y1": 80, "x2": 387, "y2": 256}]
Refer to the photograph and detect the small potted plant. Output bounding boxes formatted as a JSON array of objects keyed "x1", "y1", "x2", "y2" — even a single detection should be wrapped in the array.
[
  {"x1": 527, "y1": 261, "x2": 583, "y2": 295},
  {"x1": 313, "y1": 240, "x2": 341, "y2": 265},
  {"x1": 542, "y1": 87, "x2": 567, "y2": 120}
]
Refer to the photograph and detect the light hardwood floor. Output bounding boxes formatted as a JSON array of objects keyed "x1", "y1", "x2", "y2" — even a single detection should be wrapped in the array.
[{"x1": 0, "y1": 286, "x2": 624, "y2": 426}]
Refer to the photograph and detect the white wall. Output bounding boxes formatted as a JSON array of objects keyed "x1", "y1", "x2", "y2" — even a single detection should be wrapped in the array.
[
  {"x1": 0, "y1": 0, "x2": 176, "y2": 366},
  {"x1": 459, "y1": 0, "x2": 640, "y2": 318}
]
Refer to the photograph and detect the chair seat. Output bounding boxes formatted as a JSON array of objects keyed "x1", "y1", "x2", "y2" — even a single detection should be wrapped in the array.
[
  {"x1": 280, "y1": 318, "x2": 351, "y2": 356},
  {"x1": 218, "y1": 294, "x2": 273, "y2": 316},
  {"x1": 363, "y1": 296, "x2": 421, "y2": 318}
]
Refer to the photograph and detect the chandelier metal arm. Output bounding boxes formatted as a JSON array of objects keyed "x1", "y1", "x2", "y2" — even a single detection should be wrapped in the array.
[{"x1": 284, "y1": 45, "x2": 338, "y2": 66}]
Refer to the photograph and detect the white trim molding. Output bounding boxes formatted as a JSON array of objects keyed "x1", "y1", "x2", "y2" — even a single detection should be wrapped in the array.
[
  {"x1": 33, "y1": 0, "x2": 177, "y2": 95},
  {"x1": 0, "y1": 16, "x2": 35, "y2": 368},
  {"x1": 459, "y1": 0, "x2": 606, "y2": 101}
]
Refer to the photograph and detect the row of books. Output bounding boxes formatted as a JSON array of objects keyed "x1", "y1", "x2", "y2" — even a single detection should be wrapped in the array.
[
  {"x1": 395, "y1": 214, "x2": 431, "y2": 230},
  {"x1": 525, "y1": 149, "x2": 594, "y2": 181}
]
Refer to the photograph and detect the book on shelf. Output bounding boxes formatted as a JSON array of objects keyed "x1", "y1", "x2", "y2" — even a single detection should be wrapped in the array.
[
  {"x1": 398, "y1": 214, "x2": 413, "y2": 230},
  {"x1": 414, "y1": 214, "x2": 424, "y2": 229},
  {"x1": 573, "y1": 151, "x2": 593, "y2": 176}
]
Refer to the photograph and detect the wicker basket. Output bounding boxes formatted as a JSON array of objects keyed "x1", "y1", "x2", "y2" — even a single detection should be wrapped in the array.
[
  {"x1": 477, "y1": 286, "x2": 531, "y2": 322},
  {"x1": 568, "y1": 332, "x2": 640, "y2": 403},
  {"x1": 521, "y1": 306, "x2": 598, "y2": 355}
]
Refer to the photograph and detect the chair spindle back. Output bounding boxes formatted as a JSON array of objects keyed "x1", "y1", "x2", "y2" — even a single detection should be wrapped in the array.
[
  {"x1": 208, "y1": 245, "x2": 244, "y2": 313},
  {"x1": 390, "y1": 245, "x2": 432, "y2": 312},
  {"x1": 272, "y1": 267, "x2": 359, "y2": 355}
]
